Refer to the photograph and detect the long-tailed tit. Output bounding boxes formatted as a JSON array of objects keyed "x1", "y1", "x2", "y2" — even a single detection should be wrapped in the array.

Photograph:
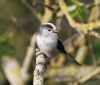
[{"x1": 36, "y1": 23, "x2": 81, "y2": 65}]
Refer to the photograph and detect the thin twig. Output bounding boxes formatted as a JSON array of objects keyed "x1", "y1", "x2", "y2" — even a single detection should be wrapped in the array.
[{"x1": 21, "y1": 34, "x2": 36, "y2": 81}]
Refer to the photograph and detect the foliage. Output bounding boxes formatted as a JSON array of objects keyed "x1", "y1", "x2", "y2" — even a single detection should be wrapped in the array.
[{"x1": 0, "y1": 42, "x2": 13, "y2": 57}]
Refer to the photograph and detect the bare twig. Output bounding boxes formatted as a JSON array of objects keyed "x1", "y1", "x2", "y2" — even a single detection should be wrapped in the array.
[
  {"x1": 20, "y1": 0, "x2": 53, "y2": 23},
  {"x1": 21, "y1": 34, "x2": 36, "y2": 81},
  {"x1": 45, "y1": 65, "x2": 100, "y2": 84},
  {"x1": 88, "y1": 0, "x2": 100, "y2": 21},
  {"x1": 20, "y1": 0, "x2": 42, "y2": 20},
  {"x1": 75, "y1": 45, "x2": 88, "y2": 64},
  {"x1": 89, "y1": 31, "x2": 100, "y2": 39},
  {"x1": 1, "y1": 56, "x2": 25, "y2": 85},
  {"x1": 86, "y1": 34, "x2": 97, "y2": 66},
  {"x1": 77, "y1": 66, "x2": 100, "y2": 83}
]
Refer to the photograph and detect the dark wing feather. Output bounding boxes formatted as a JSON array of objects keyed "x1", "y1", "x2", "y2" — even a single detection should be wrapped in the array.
[
  {"x1": 57, "y1": 39, "x2": 81, "y2": 66},
  {"x1": 57, "y1": 39, "x2": 66, "y2": 54}
]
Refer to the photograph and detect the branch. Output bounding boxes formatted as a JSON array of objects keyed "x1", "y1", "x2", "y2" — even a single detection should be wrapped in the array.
[
  {"x1": 45, "y1": 65, "x2": 100, "y2": 84},
  {"x1": 75, "y1": 45, "x2": 88, "y2": 64},
  {"x1": 88, "y1": 0, "x2": 100, "y2": 22},
  {"x1": 89, "y1": 31, "x2": 100, "y2": 39},
  {"x1": 57, "y1": 0, "x2": 100, "y2": 33},
  {"x1": 77, "y1": 66, "x2": 100, "y2": 83},
  {"x1": 20, "y1": 0, "x2": 53, "y2": 23},
  {"x1": 21, "y1": 34, "x2": 36, "y2": 81},
  {"x1": 1, "y1": 56, "x2": 25, "y2": 85},
  {"x1": 33, "y1": 48, "x2": 50, "y2": 85}
]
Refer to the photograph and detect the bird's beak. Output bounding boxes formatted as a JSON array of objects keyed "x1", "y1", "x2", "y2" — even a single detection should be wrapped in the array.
[
  {"x1": 53, "y1": 29, "x2": 58, "y2": 33},
  {"x1": 53, "y1": 31, "x2": 58, "y2": 33}
]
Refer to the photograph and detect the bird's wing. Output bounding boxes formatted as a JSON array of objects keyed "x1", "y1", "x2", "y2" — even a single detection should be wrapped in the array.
[
  {"x1": 57, "y1": 39, "x2": 81, "y2": 66},
  {"x1": 57, "y1": 39, "x2": 66, "y2": 54}
]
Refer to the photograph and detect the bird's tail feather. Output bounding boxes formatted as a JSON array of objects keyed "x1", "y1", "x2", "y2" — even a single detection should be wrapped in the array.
[{"x1": 65, "y1": 52, "x2": 81, "y2": 66}]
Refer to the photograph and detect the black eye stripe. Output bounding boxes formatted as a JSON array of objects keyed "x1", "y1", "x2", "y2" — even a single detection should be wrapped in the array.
[{"x1": 44, "y1": 24, "x2": 53, "y2": 29}]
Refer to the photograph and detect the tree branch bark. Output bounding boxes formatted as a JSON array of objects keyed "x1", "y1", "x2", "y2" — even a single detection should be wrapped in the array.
[{"x1": 33, "y1": 48, "x2": 50, "y2": 85}]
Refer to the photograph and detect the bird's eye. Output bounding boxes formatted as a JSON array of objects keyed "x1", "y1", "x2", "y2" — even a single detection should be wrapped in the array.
[{"x1": 48, "y1": 29, "x2": 51, "y2": 31}]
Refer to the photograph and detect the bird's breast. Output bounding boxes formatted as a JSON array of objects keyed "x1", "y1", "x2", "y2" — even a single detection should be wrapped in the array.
[{"x1": 36, "y1": 35, "x2": 57, "y2": 56}]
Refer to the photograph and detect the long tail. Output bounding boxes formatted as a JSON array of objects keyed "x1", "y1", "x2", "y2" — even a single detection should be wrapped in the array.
[{"x1": 65, "y1": 52, "x2": 81, "y2": 66}]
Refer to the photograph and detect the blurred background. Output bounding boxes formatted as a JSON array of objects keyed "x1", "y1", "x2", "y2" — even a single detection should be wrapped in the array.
[{"x1": 0, "y1": 0, "x2": 100, "y2": 85}]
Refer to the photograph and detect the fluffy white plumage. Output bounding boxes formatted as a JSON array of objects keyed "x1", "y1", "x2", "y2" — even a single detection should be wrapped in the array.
[{"x1": 36, "y1": 23, "x2": 58, "y2": 58}]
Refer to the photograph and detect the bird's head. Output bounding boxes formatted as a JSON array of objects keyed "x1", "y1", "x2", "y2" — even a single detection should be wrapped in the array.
[{"x1": 39, "y1": 23, "x2": 58, "y2": 36}]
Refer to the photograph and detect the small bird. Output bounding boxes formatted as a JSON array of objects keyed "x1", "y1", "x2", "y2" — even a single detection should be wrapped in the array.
[{"x1": 36, "y1": 23, "x2": 81, "y2": 65}]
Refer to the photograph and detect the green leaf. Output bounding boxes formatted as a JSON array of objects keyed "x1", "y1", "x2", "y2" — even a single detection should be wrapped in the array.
[
  {"x1": 68, "y1": 5, "x2": 77, "y2": 12},
  {"x1": 0, "y1": 42, "x2": 13, "y2": 57},
  {"x1": 71, "y1": 5, "x2": 88, "y2": 20}
]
